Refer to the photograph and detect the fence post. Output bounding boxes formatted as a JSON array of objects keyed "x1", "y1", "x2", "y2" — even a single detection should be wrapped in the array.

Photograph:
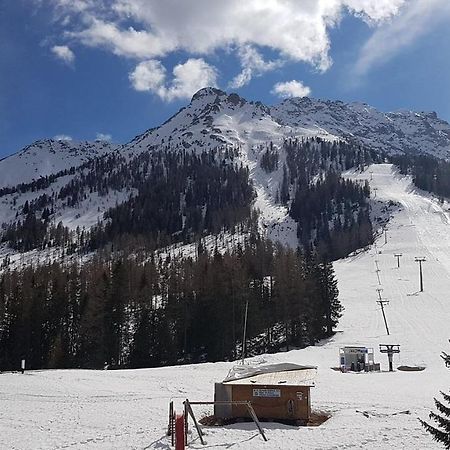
[
  {"x1": 167, "y1": 401, "x2": 174, "y2": 436},
  {"x1": 184, "y1": 401, "x2": 189, "y2": 446}
]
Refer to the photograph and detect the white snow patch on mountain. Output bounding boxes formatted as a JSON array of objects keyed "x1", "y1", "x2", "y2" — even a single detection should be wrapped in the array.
[{"x1": 0, "y1": 139, "x2": 118, "y2": 189}]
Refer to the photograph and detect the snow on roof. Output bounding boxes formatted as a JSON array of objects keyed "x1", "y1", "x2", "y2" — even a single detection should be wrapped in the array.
[{"x1": 223, "y1": 363, "x2": 317, "y2": 386}]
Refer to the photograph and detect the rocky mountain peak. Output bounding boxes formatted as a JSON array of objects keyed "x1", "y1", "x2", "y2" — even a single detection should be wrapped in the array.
[{"x1": 190, "y1": 87, "x2": 227, "y2": 103}]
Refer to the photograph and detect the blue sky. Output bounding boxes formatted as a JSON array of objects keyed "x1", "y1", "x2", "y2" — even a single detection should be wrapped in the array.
[{"x1": 1, "y1": 0, "x2": 450, "y2": 158}]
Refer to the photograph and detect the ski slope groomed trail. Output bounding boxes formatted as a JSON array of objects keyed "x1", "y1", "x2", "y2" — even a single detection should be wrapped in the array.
[{"x1": 1, "y1": 164, "x2": 449, "y2": 449}]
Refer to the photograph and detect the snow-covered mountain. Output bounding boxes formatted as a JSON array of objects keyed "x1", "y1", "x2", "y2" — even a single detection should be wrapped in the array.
[
  {"x1": 2, "y1": 93, "x2": 449, "y2": 449},
  {"x1": 0, "y1": 138, "x2": 118, "y2": 189},
  {"x1": 2, "y1": 87, "x2": 450, "y2": 191},
  {"x1": 272, "y1": 98, "x2": 450, "y2": 158},
  {"x1": 124, "y1": 87, "x2": 334, "y2": 155},
  {"x1": 124, "y1": 87, "x2": 450, "y2": 158},
  {"x1": 1, "y1": 87, "x2": 450, "y2": 259}
]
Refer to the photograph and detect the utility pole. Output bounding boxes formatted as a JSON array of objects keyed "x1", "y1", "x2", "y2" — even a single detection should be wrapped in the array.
[
  {"x1": 369, "y1": 170, "x2": 373, "y2": 181},
  {"x1": 375, "y1": 268, "x2": 382, "y2": 285},
  {"x1": 374, "y1": 259, "x2": 381, "y2": 284},
  {"x1": 376, "y1": 288, "x2": 390, "y2": 335},
  {"x1": 415, "y1": 257, "x2": 426, "y2": 292},
  {"x1": 383, "y1": 227, "x2": 388, "y2": 245},
  {"x1": 394, "y1": 253, "x2": 402, "y2": 268}
]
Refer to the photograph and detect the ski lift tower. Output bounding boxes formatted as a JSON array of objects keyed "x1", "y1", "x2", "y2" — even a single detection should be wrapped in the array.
[{"x1": 379, "y1": 344, "x2": 400, "y2": 372}]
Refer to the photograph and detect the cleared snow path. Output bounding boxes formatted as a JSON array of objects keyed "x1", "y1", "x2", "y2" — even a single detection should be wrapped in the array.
[{"x1": 1, "y1": 164, "x2": 449, "y2": 449}]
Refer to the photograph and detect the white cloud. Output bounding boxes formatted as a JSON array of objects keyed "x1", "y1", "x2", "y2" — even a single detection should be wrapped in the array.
[
  {"x1": 163, "y1": 59, "x2": 218, "y2": 102},
  {"x1": 51, "y1": 45, "x2": 75, "y2": 65},
  {"x1": 44, "y1": 0, "x2": 406, "y2": 73},
  {"x1": 95, "y1": 133, "x2": 112, "y2": 141},
  {"x1": 343, "y1": 0, "x2": 405, "y2": 23},
  {"x1": 272, "y1": 80, "x2": 311, "y2": 98},
  {"x1": 355, "y1": 0, "x2": 450, "y2": 76},
  {"x1": 70, "y1": 18, "x2": 173, "y2": 59},
  {"x1": 54, "y1": 134, "x2": 73, "y2": 141},
  {"x1": 129, "y1": 58, "x2": 218, "y2": 102},
  {"x1": 229, "y1": 46, "x2": 283, "y2": 89},
  {"x1": 129, "y1": 60, "x2": 166, "y2": 92}
]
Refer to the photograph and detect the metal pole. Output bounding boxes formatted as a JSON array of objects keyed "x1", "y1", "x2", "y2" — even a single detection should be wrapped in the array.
[
  {"x1": 376, "y1": 289, "x2": 390, "y2": 335},
  {"x1": 376, "y1": 269, "x2": 381, "y2": 285},
  {"x1": 246, "y1": 402, "x2": 268, "y2": 442},
  {"x1": 379, "y1": 301, "x2": 390, "y2": 335},
  {"x1": 394, "y1": 254, "x2": 402, "y2": 268},
  {"x1": 187, "y1": 401, "x2": 268, "y2": 441},
  {"x1": 419, "y1": 261, "x2": 423, "y2": 292},
  {"x1": 415, "y1": 257, "x2": 426, "y2": 292},
  {"x1": 168, "y1": 401, "x2": 174, "y2": 437},
  {"x1": 184, "y1": 400, "x2": 205, "y2": 445},
  {"x1": 242, "y1": 298, "x2": 249, "y2": 364},
  {"x1": 379, "y1": 344, "x2": 400, "y2": 372},
  {"x1": 184, "y1": 401, "x2": 188, "y2": 447},
  {"x1": 376, "y1": 288, "x2": 383, "y2": 301}
]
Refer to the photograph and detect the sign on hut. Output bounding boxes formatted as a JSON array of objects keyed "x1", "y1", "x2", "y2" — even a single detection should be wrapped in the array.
[{"x1": 214, "y1": 363, "x2": 317, "y2": 424}]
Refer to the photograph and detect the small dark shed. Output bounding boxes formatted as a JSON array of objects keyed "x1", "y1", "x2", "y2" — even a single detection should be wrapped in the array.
[{"x1": 214, "y1": 363, "x2": 317, "y2": 422}]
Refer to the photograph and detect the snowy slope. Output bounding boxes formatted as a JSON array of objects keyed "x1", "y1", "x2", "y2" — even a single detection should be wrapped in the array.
[
  {"x1": 0, "y1": 138, "x2": 118, "y2": 189},
  {"x1": 1, "y1": 164, "x2": 448, "y2": 449}
]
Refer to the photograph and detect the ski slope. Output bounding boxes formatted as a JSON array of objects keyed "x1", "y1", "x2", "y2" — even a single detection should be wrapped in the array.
[{"x1": 1, "y1": 164, "x2": 449, "y2": 449}]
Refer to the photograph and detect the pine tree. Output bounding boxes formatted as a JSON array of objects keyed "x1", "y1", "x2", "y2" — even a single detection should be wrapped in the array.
[
  {"x1": 420, "y1": 346, "x2": 450, "y2": 448},
  {"x1": 311, "y1": 260, "x2": 342, "y2": 336}
]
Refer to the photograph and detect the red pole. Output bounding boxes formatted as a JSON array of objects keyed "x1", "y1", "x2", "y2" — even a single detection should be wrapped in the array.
[{"x1": 175, "y1": 414, "x2": 185, "y2": 450}]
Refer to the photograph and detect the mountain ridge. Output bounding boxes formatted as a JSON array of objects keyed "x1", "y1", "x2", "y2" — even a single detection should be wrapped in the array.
[
  {"x1": 0, "y1": 88, "x2": 449, "y2": 262},
  {"x1": 3, "y1": 87, "x2": 450, "y2": 191},
  {"x1": 0, "y1": 138, "x2": 119, "y2": 189}
]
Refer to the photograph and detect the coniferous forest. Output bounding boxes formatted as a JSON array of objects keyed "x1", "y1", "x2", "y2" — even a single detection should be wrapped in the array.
[
  {"x1": 392, "y1": 153, "x2": 450, "y2": 200},
  {"x1": 0, "y1": 238, "x2": 342, "y2": 370},
  {"x1": 0, "y1": 139, "x2": 381, "y2": 371},
  {"x1": 280, "y1": 138, "x2": 376, "y2": 259},
  {"x1": 1, "y1": 148, "x2": 255, "y2": 253}
]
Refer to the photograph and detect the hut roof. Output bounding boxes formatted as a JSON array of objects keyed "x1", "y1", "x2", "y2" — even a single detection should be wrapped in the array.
[{"x1": 223, "y1": 363, "x2": 317, "y2": 387}]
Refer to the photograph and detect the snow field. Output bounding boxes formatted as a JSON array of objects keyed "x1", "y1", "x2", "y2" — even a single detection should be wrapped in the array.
[{"x1": 1, "y1": 164, "x2": 449, "y2": 449}]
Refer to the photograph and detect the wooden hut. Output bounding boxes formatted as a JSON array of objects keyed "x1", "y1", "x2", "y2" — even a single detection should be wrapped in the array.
[{"x1": 214, "y1": 363, "x2": 316, "y2": 423}]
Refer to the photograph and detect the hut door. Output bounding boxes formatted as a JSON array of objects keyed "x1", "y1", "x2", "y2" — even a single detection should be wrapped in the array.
[{"x1": 287, "y1": 399, "x2": 295, "y2": 417}]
